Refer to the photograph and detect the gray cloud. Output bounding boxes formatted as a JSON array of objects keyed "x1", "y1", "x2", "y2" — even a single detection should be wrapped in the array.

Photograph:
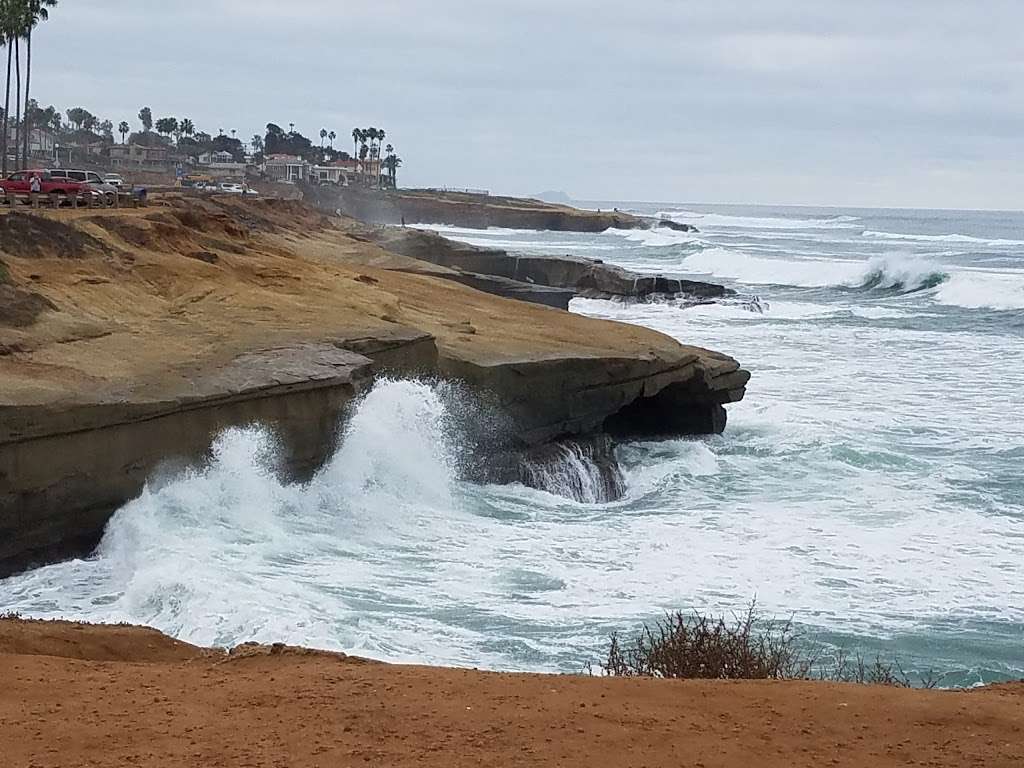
[{"x1": 29, "y1": 0, "x2": 1024, "y2": 208}]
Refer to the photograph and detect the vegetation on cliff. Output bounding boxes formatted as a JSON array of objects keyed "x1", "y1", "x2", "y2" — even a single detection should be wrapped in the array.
[{"x1": 601, "y1": 603, "x2": 941, "y2": 688}]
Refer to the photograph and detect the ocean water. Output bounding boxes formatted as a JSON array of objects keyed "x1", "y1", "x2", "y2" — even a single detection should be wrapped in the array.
[{"x1": 2, "y1": 203, "x2": 1023, "y2": 686}]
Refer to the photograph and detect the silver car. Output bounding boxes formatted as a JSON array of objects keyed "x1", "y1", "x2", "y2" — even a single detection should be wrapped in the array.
[{"x1": 48, "y1": 169, "x2": 118, "y2": 205}]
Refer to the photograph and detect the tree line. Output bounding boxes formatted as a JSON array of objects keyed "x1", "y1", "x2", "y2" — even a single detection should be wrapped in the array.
[
  {"x1": 350, "y1": 127, "x2": 402, "y2": 187},
  {"x1": 0, "y1": 2, "x2": 405, "y2": 187},
  {"x1": 1, "y1": 0, "x2": 57, "y2": 175}
]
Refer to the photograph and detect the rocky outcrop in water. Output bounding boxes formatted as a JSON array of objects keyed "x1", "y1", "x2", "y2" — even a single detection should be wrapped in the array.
[
  {"x1": 656, "y1": 219, "x2": 699, "y2": 233},
  {"x1": 367, "y1": 226, "x2": 732, "y2": 305}
]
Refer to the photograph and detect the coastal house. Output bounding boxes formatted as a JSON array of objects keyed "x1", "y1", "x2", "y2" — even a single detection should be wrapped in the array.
[
  {"x1": 309, "y1": 158, "x2": 359, "y2": 185},
  {"x1": 263, "y1": 154, "x2": 308, "y2": 182},
  {"x1": 197, "y1": 150, "x2": 248, "y2": 179},
  {"x1": 5, "y1": 126, "x2": 56, "y2": 158},
  {"x1": 109, "y1": 143, "x2": 171, "y2": 167},
  {"x1": 198, "y1": 150, "x2": 235, "y2": 165}
]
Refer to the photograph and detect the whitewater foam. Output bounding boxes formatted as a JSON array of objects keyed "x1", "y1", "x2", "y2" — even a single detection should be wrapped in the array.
[
  {"x1": 681, "y1": 247, "x2": 864, "y2": 287},
  {"x1": 936, "y1": 271, "x2": 1024, "y2": 311},
  {"x1": 519, "y1": 441, "x2": 625, "y2": 504},
  {"x1": 657, "y1": 209, "x2": 861, "y2": 231},
  {"x1": 605, "y1": 227, "x2": 698, "y2": 248}
]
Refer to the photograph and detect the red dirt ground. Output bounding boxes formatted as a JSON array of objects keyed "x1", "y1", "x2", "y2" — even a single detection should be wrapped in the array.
[{"x1": 1, "y1": 619, "x2": 1021, "y2": 767}]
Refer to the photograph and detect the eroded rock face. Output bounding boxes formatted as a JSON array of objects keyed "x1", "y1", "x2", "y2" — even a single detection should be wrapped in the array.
[
  {"x1": 0, "y1": 284, "x2": 56, "y2": 327},
  {"x1": 0, "y1": 213, "x2": 112, "y2": 260}
]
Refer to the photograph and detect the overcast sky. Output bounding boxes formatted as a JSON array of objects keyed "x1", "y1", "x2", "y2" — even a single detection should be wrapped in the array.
[{"x1": 30, "y1": 1, "x2": 1024, "y2": 209}]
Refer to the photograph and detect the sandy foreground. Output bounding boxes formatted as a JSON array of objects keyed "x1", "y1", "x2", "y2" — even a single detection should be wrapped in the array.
[{"x1": 0, "y1": 619, "x2": 1021, "y2": 767}]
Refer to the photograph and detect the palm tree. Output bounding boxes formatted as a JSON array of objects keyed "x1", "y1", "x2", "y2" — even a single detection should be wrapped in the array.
[
  {"x1": 251, "y1": 134, "x2": 263, "y2": 154},
  {"x1": 328, "y1": 130, "x2": 336, "y2": 149},
  {"x1": 383, "y1": 154, "x2": 402, "y2": 188},
  {"x1": 12, "y1": 23, "x2": 20, "y2": 169},
  {"x1": 180, "y1": 118, "x2": 194, "y2": 137},
  {"x1": 1, "y1": 1, "x2": 18, "y2": 175},
  {"x1": 362, "y1": 127, "x2": 377, "y2": 186},
  {"x1": 230, "y1": 128, "x2": 236, "y2": 139},
  {"x1": 20, "y1": 0, "x2": 57, "y2": 168},
  {"x1": 118, "y1": 120, "x2": 129, "y2": 143},
  {"x1": 362, "y1": 130, "x2": 374, "y2": 165},
  {"x1": 375, "y1": 130, "x2": 386, "y2": 188},
  {"x1": 351, "y1": 127, "x2": 360, "y2": 160},
  {"x1": 319, "y1": 127, "x2": 327, "y2": 147}
]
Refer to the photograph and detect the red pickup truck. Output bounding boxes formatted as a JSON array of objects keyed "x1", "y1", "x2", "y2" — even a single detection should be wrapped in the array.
[{"x1": 0, "y1": 169, "x2": 90, "y2": 203}]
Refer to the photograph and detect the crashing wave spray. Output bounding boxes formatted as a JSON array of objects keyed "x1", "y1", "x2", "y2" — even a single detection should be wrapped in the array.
[
  {"x1": 518, "y1": 437, "x2": 626, "y2": 504},
  {"x1": 318, "y1": 378, "x2": 457, "y2": 509},
  {"x1": 849, "y1": 256, "x2": 949, "y2": 294}
]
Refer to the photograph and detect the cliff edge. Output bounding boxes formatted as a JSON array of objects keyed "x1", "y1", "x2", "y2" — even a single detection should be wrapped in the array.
[
  {"x1": 1, "y1": 618, "x2": 1020, "y2": 768},
  {"x1": 0, "y1": 196, "x2": 748, "y2": 574}
]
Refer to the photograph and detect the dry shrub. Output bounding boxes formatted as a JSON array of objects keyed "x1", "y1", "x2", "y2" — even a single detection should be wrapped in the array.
[
  {"x1": 603, "y1": 602, "x2": 810, "y2": 680},
  {"x1": 602, "y1": 602, "x2": 939, "y2": 688}
]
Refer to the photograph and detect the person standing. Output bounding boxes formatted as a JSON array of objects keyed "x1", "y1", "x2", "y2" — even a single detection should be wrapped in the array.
[{"x1": 29, "y1": 173, "x2": 42, "y2": 207}]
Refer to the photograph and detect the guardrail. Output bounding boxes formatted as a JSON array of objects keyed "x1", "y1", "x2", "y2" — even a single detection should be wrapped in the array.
[{"x1": 423, "y1": 187, "x2": 490, "y2": 196}]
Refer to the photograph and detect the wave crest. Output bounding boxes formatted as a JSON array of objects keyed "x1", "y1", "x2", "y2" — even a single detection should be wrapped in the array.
[{"x1": 849, "y1": 257, "x2": 950, "y2": 294}]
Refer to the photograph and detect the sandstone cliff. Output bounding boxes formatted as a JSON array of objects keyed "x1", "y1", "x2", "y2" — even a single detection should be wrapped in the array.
[
  {"x1": 0, "y1": 197, "x2": 748, "y2": 575},
  {"x1": 307, "y1": 185, "x2": 655, "y2": 232}
]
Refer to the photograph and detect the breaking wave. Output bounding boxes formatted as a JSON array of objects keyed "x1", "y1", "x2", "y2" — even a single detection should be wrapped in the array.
[
  {"x1": 605, "y1": 227, "x2": 698, "y2": 247},
  {"x1": 680, "y1": 248, "x2": 955, "y2": 297},
  {"x1": 863, "y1": 230, "x2": 1024, "y2": 247},
  {"x1": 657, "y1": 209, "x2": 861, "y2": 231},
  {"x1": 846, "y1": 256, "x2": 950, "y2": 294}
]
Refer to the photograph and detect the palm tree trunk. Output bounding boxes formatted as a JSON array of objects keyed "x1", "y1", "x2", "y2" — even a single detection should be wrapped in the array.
[
  {"x1": 2, "y1": 37, "x2": 12, "y2": 176},
  {"x1": 22, "y1": 29, "x2": 30, "y2": 169},
  {"x1": 13, "y1": 35, "x2": 20, "y2": 171}
]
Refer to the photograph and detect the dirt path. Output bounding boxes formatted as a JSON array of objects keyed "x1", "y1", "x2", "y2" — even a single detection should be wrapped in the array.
[{"x1": 1, "y1": 620, "x2": 1021, "y2": 767}]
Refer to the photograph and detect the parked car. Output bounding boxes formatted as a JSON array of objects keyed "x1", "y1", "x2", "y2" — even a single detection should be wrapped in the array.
[
  {"x1": 48, "y1": 169, "x2": 118, "y2": 205},
  {"x1": 103, "y1": 173, "x2": 126, "y2": 188},
  {"x1": 0, "y1": 169, "x2": 89, "y2": 203},
  {"x1": 218, "y1": 183, "x2": 245, "y2": 194}
]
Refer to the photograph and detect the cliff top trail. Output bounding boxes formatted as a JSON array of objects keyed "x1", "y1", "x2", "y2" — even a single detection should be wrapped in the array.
[
  {"x1": 0, "y1": 196, "x2": 744, "y2": 436},
  {"x1": 1, "y1": 618, "x2": 1021, "y2": 768}
]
